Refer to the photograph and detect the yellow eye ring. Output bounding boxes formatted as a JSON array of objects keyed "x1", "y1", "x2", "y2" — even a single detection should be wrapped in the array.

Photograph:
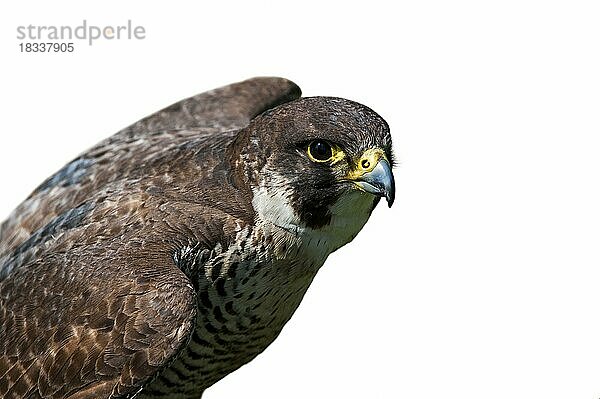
[{"x1": 307, "y1": 140, "x2": 333, "y2": 162}]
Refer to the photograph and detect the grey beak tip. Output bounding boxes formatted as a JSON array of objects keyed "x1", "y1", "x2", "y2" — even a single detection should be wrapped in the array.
[
  {"x1": 355, "y1": 158, "x2": 396, "y2": 208},
  {"x1": 385, "y1": 185, "x2": 395, "y2": 207}
]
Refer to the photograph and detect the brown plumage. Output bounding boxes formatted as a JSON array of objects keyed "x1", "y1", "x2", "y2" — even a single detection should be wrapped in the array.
[{"x1": 0, "y1": 77, "x2": 394, "y2": 398}]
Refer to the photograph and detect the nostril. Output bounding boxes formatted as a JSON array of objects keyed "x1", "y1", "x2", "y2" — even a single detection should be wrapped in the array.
[{"x1": 361, "y1": 159, "x2": 370, "y2": 169}]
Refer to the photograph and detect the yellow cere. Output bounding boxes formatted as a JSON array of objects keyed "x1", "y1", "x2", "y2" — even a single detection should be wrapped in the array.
[{"x1": 345, "y1": 148, "x2": 387, "y2": 181}]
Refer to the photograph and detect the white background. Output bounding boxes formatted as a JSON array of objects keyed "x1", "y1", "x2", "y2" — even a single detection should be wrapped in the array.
[{"x1": 1, "y1": 1, "x2": 599, "y2": 398}]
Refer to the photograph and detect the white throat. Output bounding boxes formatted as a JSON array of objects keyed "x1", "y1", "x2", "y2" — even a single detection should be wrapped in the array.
[{"x1": 251, "y1": 177, "x2": 376, "y2": 258}]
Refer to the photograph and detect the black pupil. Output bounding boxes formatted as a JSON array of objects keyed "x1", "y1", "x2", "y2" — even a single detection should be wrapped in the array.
[{"x1": 311, "y1": 141, "x2": 332, "y2": 160}]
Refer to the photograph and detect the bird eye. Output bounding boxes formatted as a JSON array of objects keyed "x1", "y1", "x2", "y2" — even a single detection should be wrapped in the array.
[{"x1": 307, "y1": 140, "x2": 333, "y2": 162}]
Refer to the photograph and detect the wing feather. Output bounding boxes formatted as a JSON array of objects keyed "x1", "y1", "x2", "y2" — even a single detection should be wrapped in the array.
[
  {"x1": 1, "y1": 247, "x2": 197, "y2": 398},
  {"x1": 1, "y1": 182, "x2": 246, "y2": 397},
  {"x1": 119, "y1": 76, "x2": 301, "y2": 137},
  {"x1": 0, "y1": 76, "x2": 298, "y2": 397},
  {"x1": 0, "y1": 77, "x2": 300, "y2": 260}
]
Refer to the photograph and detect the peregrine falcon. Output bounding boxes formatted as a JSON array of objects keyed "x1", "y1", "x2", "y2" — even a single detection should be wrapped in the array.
[{"x1": 0, "y1": 77, "x2": 395, "y2": 398}]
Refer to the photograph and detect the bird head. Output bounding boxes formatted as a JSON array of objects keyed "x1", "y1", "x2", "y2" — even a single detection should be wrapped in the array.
[{"x1": 234, "y1": 96, "x2": 395, "y2": 251}]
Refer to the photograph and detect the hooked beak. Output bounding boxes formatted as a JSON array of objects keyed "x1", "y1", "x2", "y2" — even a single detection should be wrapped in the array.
[{"x1": 354, "y1": 158, "x2": 396, "y2": 207}]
